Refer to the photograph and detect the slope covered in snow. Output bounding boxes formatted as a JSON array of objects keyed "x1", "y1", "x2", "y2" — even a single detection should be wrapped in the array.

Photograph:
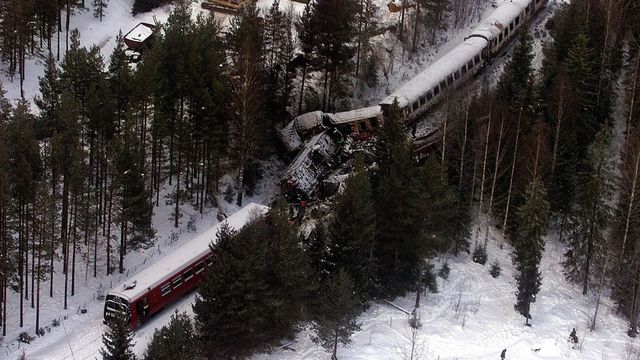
[{"x1": 253, "y1": 218, "x2": 635, "y2": 360}]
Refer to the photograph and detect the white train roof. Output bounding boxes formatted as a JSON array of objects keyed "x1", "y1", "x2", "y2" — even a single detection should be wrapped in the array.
[
  {"x1": 380, "y1": 36, "x2": 488, "y2": 109},
  {"x1": 470, "y1": 0, "x2": 531, "y2": 41},
  {"x1": 108, "y1": 203, "x2": 269, "y2": 302},
  {"x1": 328, "y1": 106, "x2": 381, "y2": 125}
]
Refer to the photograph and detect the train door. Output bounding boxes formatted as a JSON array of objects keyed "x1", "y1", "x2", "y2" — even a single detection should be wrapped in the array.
[{"x1": 135, "y1": 297, "x2": 150, "y2": 325}]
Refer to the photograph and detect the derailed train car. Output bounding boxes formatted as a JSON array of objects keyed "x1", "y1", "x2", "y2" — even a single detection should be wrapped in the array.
[{"x1": 281, "y1": 0, "x2": 548, "y2": 199}]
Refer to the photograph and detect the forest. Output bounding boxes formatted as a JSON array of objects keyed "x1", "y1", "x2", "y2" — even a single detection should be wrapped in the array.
[{"x1": 2, "y1": 0, "x2": 640, "y2": 359}]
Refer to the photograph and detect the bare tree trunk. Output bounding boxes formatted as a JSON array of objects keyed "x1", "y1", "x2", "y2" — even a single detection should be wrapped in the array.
[
  {"x1": 488, "y1": 113, "x2": 505, "y2": 215},
  {"x1": 551, "y1": 84, "x2": 566, "y2": 177},
  {"x1": 502, "y1": 109, "x2": 522, "y2": 236},
  {"x1": 478, "y1": 102, "x2": 493, "y2": 214}
]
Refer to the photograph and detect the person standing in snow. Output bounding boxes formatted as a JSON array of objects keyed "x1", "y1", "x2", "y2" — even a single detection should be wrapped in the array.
[{"x1": 500, "y1": 348, "x2": 506, "y2": 359}]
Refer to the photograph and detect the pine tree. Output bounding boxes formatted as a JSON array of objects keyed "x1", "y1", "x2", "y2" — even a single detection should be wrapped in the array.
[
  {"x1": 194, "y1": 204, "x2": 310, "y2": 358},
  {"x1": 226, "y1": 4, "x2": 267, "y2": 206},
  {"x1": 307, "y1": 224, "x2": 331, "y2": 284},
  {"x1": 497, "y1": 30, "x2": 535, "y2": 110},
  {"x1": 327, "y1": 154, "x2": 376, "y2": 295},
  {"x1": 375, "y1": 141, "x2": 422, "y2": 296},
  {"x1": 311, "y1": 269, "x2": 361, "y2": 359},
  {"x1": 143, "y1": 311, "x2": 199, "y2": 360},
  {"x1": 92, "y1": 0, "x2": 107, "y2": 21},
  {"x1": 514, "y1": 178, "x2": 549, "y2": 325},
  {"x1": 100, "y1": 312, "x2": 136, "y2": 360},
  {"x1": 375, "y1": 98, "x2": 408, "y2": 179},
  {"x1": 562, "y1": 127, "x2": 613, "y2": 295}
]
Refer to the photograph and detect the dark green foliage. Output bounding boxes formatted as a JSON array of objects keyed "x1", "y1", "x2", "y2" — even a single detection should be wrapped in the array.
[
  {"x1": 472, "y1": 242, "x2": 487, "y2": 265},
  {"x1": 100, "y1": 313, "x2": 136, "y2": 360},
  {"x1": 194, "y1": 201, "x2": 311, "y2": 358},
  {"x1": 306, "y1": 224, "x2": 331, "y2": 283},
  {"x1": 514, "y1": 178, "x2": 549, "y2": 325},
  {"x1": 562, "y1": 127, "x2": 612, "y2": 295},
  {"x1": 327, "y1": 154, "x2": 376, "y2": 295},
  {"x1": 311, "y1": 269, "x2": 361, "y2": 358},
  {"x1": 375, "y1": 98, "x2": 408, "y2": 178},
  {"x1": 143, "y1": 311, "x2": 199, "y2": 360},
  {"x1": 497, "y1": 30, "x2": 535, "y2": 111},
  {"x1": 489, "y1": 260, "x2": 501, "y2": 278}
]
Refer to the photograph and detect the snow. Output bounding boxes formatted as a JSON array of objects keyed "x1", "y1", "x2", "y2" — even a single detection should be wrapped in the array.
[
  {"x1": 108, "y1": 203, "x2": 268, "y2": 302},
  {"x1": 123, "y1": 23, "x2": 154, "y2": 44},
  {"x1": 251, "y1": 218, "x2": 634, "y2": 360},
  {"x1": 293, "y1": 110, "x2": 326, "y2": 135}
]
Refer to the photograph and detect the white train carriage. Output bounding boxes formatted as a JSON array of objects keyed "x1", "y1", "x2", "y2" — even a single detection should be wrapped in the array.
[
  {"x1": 380, "y1": 36, "x2": 488, "y2": 124},
  {"x1": 469, "y1": 0, "x2": 547, "y2": 56}
]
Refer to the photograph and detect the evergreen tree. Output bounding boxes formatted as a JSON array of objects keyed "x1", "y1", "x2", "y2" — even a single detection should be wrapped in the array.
[
  {"x1": 327, "y1": 154, "x2": 376, "y2": 295},
  {"x1": 562, "y1": 127, "x2": 613, "y2": 295},
  {"x1": 513, "y1": 178, "x2": 549, "y2": 325},
  {"x1": 92, "y1": 0, "x2": 107, "y2": 21},
  {"x1": 194, "y1": 204, "x2": 310, "y2": 358},
  {"x1": 226, "y1": 4, "x2": 267, "y2": 206},
  {"x1": 311, "y1": 269, "x2": 361, "y2": 359},
  {"x1": 307, "y1": 224, "x2": 331, "y2": 284},
  {"x1": 143, "y1": 311, "x2": 199, "y2": 360},
  {"x1": 375, "y1": 141, "x2": 422, "y2": 296},
  {"x1": 375, "y1": 98, "x2": 408, "y2": 179},
  {"x1": 497, "y1": 29, "x2": 535, "y2": 111},
  {"x1": 100, "y1": 313, "x2": 136, "y2": 360}
]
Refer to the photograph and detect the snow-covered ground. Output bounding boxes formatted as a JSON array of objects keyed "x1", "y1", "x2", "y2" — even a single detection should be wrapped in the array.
[
  {"x1": 4, "y1": 0, "x2": 639, "y2": 359},
  {"x1": 250, "y1": 213, "x2": 635, "y2": 360}
]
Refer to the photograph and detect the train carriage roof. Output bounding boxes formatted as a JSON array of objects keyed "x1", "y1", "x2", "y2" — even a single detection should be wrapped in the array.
[
  {"x1": 328, "y1": 106, "x2": 382, "y2": 125},
  {"x1": 470, "y1": 0, "x2": 531, "y2": 41},
  {"x1": 380, "y1": 36, "x2": 488, "y2": 109},
  {"x1": 108, "y1": 203, "x2": 269, "y2": 302}
]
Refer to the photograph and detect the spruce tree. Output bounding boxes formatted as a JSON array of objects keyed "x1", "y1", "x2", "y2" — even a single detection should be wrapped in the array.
[
  {"x1": 143, "y1": 311, "x2": 199, "y2": 360},
  {"x1": 311, "y1": 269, "x2": 361, "y2": 359},
  {"x1": 514, "y1": 178, "x2": 549, "y2": 325},
  {"x1": 562, "y1": 127, "x2": 613, "y2": 295},
  {"x1": 497, "y1": 29, "x2": 535, "y2": 110},
  {"x1": 194, "y1": 204, "x2": 310, "y2": 358},
  {"x1": 375, "y1": 98, "x2": 408, "y2": 179},
  {"x1": 327, "y1": 154, "x2": 376, "y2": 295},
  {"x1": 100, "y1": 312, "x2": 136, "y2": 360}
]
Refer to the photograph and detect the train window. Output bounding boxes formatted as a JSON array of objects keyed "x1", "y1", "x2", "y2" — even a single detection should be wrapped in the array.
[
  {"x1": 206, "y1": 256, "x2": 213, "y2": 267},
  {"x1": 455, "y1": 70, "x2": 461, "y2": 79},
  {"x1": 467, "y1": 60, "x2": 474, "y2": 69},
  {"x1": 172, "y1": 276, "x2": 182, "y2": 289},
  {"x1": 510, "y1": 22, "x2": 514, "y2": 31},
  {"x1": 447, "y1": 75, "x2": 453, "y2": 85},
  {"x1": 426, "y1": 90, "x2": 433, "y2": 101},
  {"x1": 412, "y1": 101, "x2": 419, "y2": 112},
  {"x1": 461, "y1": 65, "x2": 467, "y2": 75},
  {"x1": 505, "y1": 28, "x2": 509, "y2": 37},
  {"x1": 499, "y1": 34, "x2": 503, "y2": 43},
  {"x1": 195, "y1": 261, "x2": 205, "y2": 274},
  {"x1": 516, "y1": 16, "x2": 520, "y2": 25},
  {"x1": 439, "y1": 81, "x2": 447, "y2": 91},
  {"x1": 433, "y1": 86, "x2": 440, "y2": 96},
  {"x1": 184, "y1": 268, "x2": 194, "y2": 281},
  {"x1": 161, "y1": 283, "x2": 171, "y2": 296},
  {"x1": 419, "y1": 95, "x2": 426, "y2": 106},
  {"x1": 474, "y1": 55, "x2": 480, "y2": 64}
]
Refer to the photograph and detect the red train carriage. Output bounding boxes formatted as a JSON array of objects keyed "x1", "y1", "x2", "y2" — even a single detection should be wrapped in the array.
[{"x1": 103, "y1": 203, "x2": 269, "y2": 328}]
